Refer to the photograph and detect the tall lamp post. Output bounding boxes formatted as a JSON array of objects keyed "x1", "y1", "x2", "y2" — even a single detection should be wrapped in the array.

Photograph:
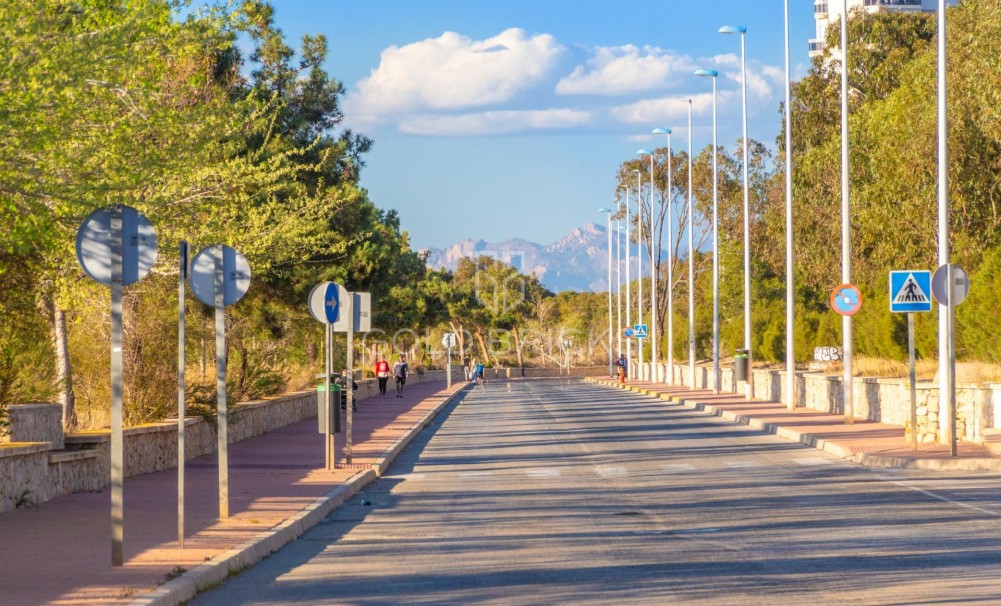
[
  {"x1": 720, "y1": 24, "x2": 753, "y2": 400},
  {"x1": 695, "y1": 68, "x2": 720, "y2": 394},
  {"x1": 687, "y1": 100, "x2": 696, "y2": 389},
  {"x1": 839, "y1": 0, "x2": 855, "y2": 424},
  {"x1": 936, "y1": 0, "x2": 953, "y2": 450},
  {"x1": 652, "y1": 128, "x2": 674, "y2": 385},
  {"x1": 625, "y1": 183, "x2": 632, "y2": 379},
  {"x1": 638, "y1": 149, "x2": 656, "y2": 383},
  {"x1": 783, "y1": 0, "x2": 796, "y2": 410},
  {"x1": 616, "y1": 198, "x2": 623, "y2": 365},
  {"x1": 635, "y1": 168, "x2": 644, "y2": 380},
  {"x1": 600, "y1": 207, "x2": 614, "y2": 377}
]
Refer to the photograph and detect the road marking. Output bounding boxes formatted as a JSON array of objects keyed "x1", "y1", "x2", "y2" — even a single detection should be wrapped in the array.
[
  {"x1": 887, "y1": 480, "x2": 1001, "y2": 518},
  {"x1": 595, "y1": 465, "x2": 628, "y2": 478},
  {"x1": 724, "y1": 461, "x2": 762, "y2": 468},
  {"x1": 526, "y1": 468, "x2": 562, "y2": 477},
  {"x1": 382, "y1": 473, "x2": 426, "y2": 480},
  {"x1": 458, "y1": 470, "x2": 494, "y2": 477},
  {"x1": 661, "y1": 464, "x2": 696, "y2": 473},
  {"x1": 793, "y1": 457, "x2": 834, "y2": 466}
]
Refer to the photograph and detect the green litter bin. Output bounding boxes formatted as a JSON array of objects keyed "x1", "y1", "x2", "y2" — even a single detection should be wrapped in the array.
[
  {"x1": 734, "y1": 349, "x2": 749, "y2": 382},
  {"x1": 317, "y1": 382, "x2": 342, "y2": 433}
]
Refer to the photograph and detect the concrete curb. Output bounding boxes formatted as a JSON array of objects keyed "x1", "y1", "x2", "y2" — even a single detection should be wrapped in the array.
[
  {"x1": 852, "y1": 452, "x2": 1001, "y2": 471},
  {"x1": 131, "y1": 384, "x2": 471, "y2": 606},
  {"x1": 584, "y1": 377, "x2": 1001, "y2": 472}
]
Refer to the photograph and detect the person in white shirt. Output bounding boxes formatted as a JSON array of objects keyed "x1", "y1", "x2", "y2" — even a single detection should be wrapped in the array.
[{"x1": 393, "y1": 355, "x2": 409, "y2": 398}]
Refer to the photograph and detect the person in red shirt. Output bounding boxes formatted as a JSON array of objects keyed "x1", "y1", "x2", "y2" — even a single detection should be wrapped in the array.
[{"x1": 375, "y1": 355, "x2": 391, "y2": 397}]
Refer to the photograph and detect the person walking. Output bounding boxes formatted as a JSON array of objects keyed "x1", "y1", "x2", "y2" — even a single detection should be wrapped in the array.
[
  {"x1": 462, "y1": 354, "x2": 471, "y2": 381},
  {"x1": 393, "y1": 355, "x2": 409, "y2": 398},
  {"x1": 338, "y1": 370, "x2": 358, "y2": 411},
  {"x1": 616, "y1": 353, "x2": 628, "y2": 384},
  {"x1": 475, "y1": 360, "x2": 485, "y2": 385},
  {"x1": 375, "y1": 355, "x2": 391, "y2": 397}
]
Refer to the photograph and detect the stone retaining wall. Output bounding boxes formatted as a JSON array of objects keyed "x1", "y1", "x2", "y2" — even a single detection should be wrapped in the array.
[
  {"x1": 0, "y1": 370, "x2": 449, "y2": 514},
  {"x1": 659, "y1": 362, "x2": 1000, "y2": 444},
  {"x1": 8, "y1": 403, "x2": 64, "y2": 450}
]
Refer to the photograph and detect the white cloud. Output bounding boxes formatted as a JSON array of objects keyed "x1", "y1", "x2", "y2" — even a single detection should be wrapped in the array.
[
  {"x1": 555, "y1": 45, "x2": 697, "y2": 96},
  {"x1": 712, "y1": 53, "x2": 786, "y2": 101},
  {"x1": 399, "y1": 109, "x2": 592, "y2": 136},
  {"x1": 345, "y1": 28, "x2": 565, "y2": 117},
  {"x1": 343, "y1": 29, "x2": 784, "y2": 138},
  {"x1": 610, "y1": 92, "x2": 725, "y2": 124},
  {"x1": 608, "y1": 64, "x2": 783, "y2": 145}
]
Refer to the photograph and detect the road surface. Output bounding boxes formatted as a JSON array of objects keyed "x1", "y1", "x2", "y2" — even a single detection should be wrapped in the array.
[{"x1": 193, "y1": 378, "x2": 1001, "y2": 605}]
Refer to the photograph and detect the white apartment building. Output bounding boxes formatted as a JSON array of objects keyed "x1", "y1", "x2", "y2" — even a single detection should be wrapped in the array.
[{"x1": 810, "y1": 0, "x2": 958, "y2": 57}]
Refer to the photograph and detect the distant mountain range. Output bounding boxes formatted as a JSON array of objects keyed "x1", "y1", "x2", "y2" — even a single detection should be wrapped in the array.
[{"x1": 423, "y1": 223, "x2": 647, "y2": 293}]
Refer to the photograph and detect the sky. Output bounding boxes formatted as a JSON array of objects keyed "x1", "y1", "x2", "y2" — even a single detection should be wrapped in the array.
[{"x1": 260, "y1": 0, "x2": 818, "y2": 250}]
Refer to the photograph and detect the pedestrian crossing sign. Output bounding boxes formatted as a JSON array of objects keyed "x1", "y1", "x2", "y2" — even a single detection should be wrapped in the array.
[
  {"x1": 633, "y1": 324, "x2": 648, "y2": 339},
  {"x1": 889, "y1": 270, "x2": 932, "y2": 313}
]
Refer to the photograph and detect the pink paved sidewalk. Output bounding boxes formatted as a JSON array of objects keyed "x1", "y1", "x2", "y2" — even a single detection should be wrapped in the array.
[
  {"x1": 0, "y1": 380, "x2": 465, "y2": 606},
  {"x1": 591, "y1": 378, "x2": 999, "y2": 467}
]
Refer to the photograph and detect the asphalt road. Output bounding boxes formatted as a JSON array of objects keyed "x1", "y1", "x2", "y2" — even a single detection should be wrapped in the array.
[{"x1": 193, "y1": 378, "x2": 1001, "y2": 605}]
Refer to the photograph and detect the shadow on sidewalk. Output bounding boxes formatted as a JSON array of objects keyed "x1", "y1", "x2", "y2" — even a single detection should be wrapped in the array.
[{"x1": 190, "y1": 388, "x2": 471, "y2": 604}]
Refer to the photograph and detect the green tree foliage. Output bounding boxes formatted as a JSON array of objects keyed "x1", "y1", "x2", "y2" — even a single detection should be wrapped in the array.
[
  {"x1": 782, "y1": 0, "x2": 1001, "y2": 362},
  {"x1": 0, "y1": 0, "x2": 442, "y2": 427}
]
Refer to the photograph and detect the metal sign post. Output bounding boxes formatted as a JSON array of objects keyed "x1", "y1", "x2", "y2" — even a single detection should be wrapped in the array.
[
  {"x1": 178, "y1": 241, "x2": 187, "y2": 546},
  {"x1": 75, "y1": 205, "x2": 158, "y2": 566},
  {"x1": 326, "y1": 323, "x2": 333, "y2": 467},
  {"x1": 889, "y1": 270, "x2": 933, "y2": 450},
  {"x1": 190, "y1": 245, "x2": 251, "y2": 519},
  {"x1": 345, "y1": 294, "x2": 354, "y2": 464},
  {"x1": 309, "y1": 282, "x2": 346, "y2": 470},
  {"x1": 333, "y1": 291, "x2": 371, "y2": 465},
  {"x1": 932, "y1": 263, "x2": 970, "y2": 457},
  {"x1": 442, "y1": 333, "x2": 457, "y2": 387},
  {"x1": 908, "y1": 312, "x2": 917, "y2": 450},
  {"x1": 109, "y1": 211, "x2": 124, "y2": 566},
  {"x1": 213, "y1": 250, "x2": 227, "y2": 518}
]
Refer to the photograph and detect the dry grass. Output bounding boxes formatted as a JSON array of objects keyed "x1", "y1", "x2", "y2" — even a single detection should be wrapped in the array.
[
  {"x1": 284, "y1": 364, "x2": 318, "y2": 393},
  {"x1": 825, "y1": 356, "x2": 1001, "y2": 383}
]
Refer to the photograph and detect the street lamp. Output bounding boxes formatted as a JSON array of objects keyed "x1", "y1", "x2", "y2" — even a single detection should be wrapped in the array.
[
  {"x1": 720, "y1": 24, "x2": 753, "y2": 400},
  {"x1": 616, "y1": 198, "x2": 623, "y2": 368},
  {"x1": 634, "y1": 168, "x2": 644, "y2": 380},
  {"x1": 783, "y1": 0, "x2": 796, "y2": 411},
  {"x1": 652, "y1": 128, "x2": 673, "y2": 385},
  {"x1": 599, "y1": 207, "x2": 614, "y2": 378},
  {"x1": 936, "y1": 0, "x2": 954, "y2": 451},
  {"x1": 687, "y1": 101, "x2": 696, "y2": 389},
  {"x1": 625, "y1": 182, "x2": 632, "y2": 379},
  {"x1": 638, "y1": 149, "x2": 656, "y2": 383},
  {"x1": 839, "y1": 0, "x2": 854, "y2": 423},
  {"x1": 695, "y1": 68, "x2": 720, "y2": 394}
]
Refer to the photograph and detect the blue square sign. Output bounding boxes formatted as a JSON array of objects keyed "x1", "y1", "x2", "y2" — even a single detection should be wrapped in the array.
[{"x1": 889, "y1": 270, "x2": 932, "y2": 313}]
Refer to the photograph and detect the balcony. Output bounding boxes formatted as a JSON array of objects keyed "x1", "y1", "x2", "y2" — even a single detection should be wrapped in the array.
[
  {"x1": 863, "y1": 0, "x2": 922, "y2": 6},
  {"x1": 808, "y1": 39, "x2": 827, "y2": 54},
  {"x1": 815, "y1": 2, "x2": 828, "y2": 15}
]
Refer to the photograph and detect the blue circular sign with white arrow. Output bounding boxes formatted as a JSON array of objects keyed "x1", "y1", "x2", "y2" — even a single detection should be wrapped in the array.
[{"x1": 308, "y1": 281, "x2": 348, "y2": 325}]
